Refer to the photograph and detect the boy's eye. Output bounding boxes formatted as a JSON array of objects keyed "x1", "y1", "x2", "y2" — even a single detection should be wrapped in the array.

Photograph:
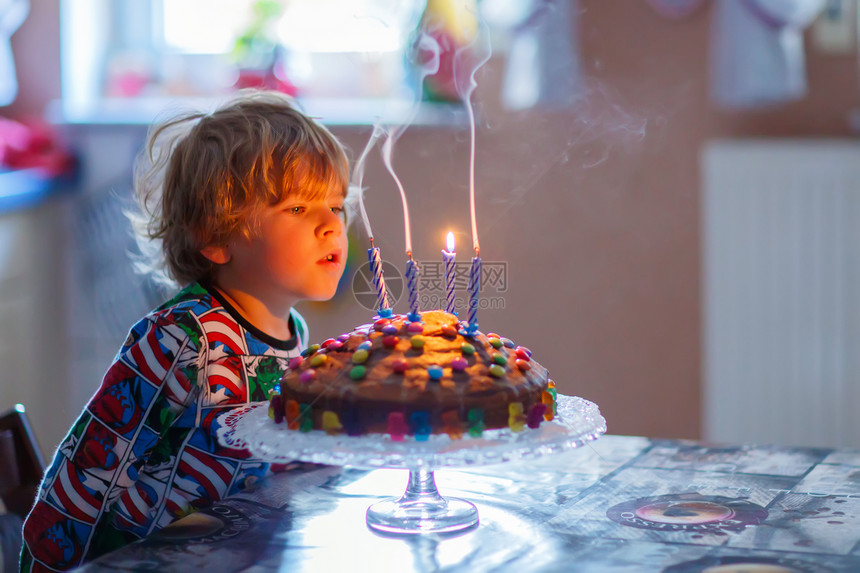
[
  {"x1": 330, "y1": 205, "x2": 345, "y2": 217},
  {"x1": 287, "y1": 206, "x2": 306, "y2": 215}
]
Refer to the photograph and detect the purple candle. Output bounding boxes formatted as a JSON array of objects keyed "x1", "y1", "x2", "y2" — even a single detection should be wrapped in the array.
[
  {"x1": 405, "y1": 255, "x2": 420, "y2": 321},
  {"x1": 368, "y1": 245, "x2": 391, "y2": 317},
  {"x1": 467, "y1": 253, "x2": 481, "y2": 333},
  {"x1": 442, "y1": 232, "x2": 456, "y2": 314}
]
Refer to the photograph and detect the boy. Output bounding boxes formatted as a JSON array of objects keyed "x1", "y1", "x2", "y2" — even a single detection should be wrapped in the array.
[{"x1": 20, "y1": 91, "x2": 349, "y2": 571}]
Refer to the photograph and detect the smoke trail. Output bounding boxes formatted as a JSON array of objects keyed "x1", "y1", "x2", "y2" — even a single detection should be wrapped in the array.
[
  {"x1": 350, "y1": 124, "x2": 385, "y2": 240},
  {"x1": 379, "y1": 32, "x2": 441, "y2": 255},
  {"x1": 453, "y1": 17, "x2": 492, "y2": 254}
]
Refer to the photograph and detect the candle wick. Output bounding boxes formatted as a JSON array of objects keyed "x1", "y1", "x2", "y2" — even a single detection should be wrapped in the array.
[
  {"x1": 406, "y1": 250, "x2": 413, "y2": 260},
  {"x1": 369, "y1": 237, "x2": 375, "y2": 248}
]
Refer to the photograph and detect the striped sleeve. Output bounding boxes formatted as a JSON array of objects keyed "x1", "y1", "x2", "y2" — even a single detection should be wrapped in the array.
[{"x1": 20, "y1": 311, "x2": 202, "y2": 572}]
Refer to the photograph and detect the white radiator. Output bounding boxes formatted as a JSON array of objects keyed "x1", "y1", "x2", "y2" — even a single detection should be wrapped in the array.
[{"x1": 702, "y1": 140, "x2": 860, "y2": 448}]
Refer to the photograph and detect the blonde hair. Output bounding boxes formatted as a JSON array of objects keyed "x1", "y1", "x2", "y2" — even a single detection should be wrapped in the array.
[{"x1": 130, "y1": 90, "x2": 349, "y2": 288}]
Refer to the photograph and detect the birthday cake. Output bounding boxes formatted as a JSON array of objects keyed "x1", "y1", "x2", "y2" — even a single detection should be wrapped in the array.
[{"x1": 269, "y1": 310, "x2": 557, "y2": 439}]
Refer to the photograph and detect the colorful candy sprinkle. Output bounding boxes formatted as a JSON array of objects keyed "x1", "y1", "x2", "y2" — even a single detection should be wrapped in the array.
[
  {"x1": 492, "y1": 353, "x2": 508, "y2": 366},
  {"x1": 392, "y1": 359, "x2": 409, "y2": 374},
  {"x1": 515, "y1": 347, "x2": 531, "y2": 361},
  {"x1": 450, "y1": 357, "x2": 468, "y2": 372},
  {"x1": 328, "y1": 340, "x2": 344, "y2": 351},
  {"x1": 349, "y1": 365, "x2": 366, "y2": 380},
  {"x1": 411, "y1": 412, "x2": 431, "y2": 441},
  {"x1": 541, "y1": 391, "x2": 555, "y2": 421},
  {"x1": 338, "y1": 334, "x2": 351, "y2": 342},
  {"x1": 516, "y1": 346, "x2": 532, "y2": 358},
  {"x1": 285, "y1": 400, "x2": 300, "y2": 430},
  {"x1": 406, "y1": 322, "x2": 424, "y2": 335},
  {"x1": 288, "y1": 356, "x2": 303, "y2": 370},
  {"x1": 515, "y1": 359, "x2": 531, "y2": 371},
  {"x1": 502, "y1": 338, "x2": 515, "y2": 348},
  {"x1": 299, "y1": 370, "x2": 317, "y2": 384},
  {"x1": 342, "y1": 409, "x2": 363, "y2": 436},
  {"x1": 382, "y1": 335, "x2": 399, "y2": 348},
  {"x1": 441, "y1": 325, "x2": 458, "y2": 338},
  {"x1": 269, "y1": 394, "x2": 283, "y2": 424},
  {"x1": 489, "y1": 338, "x2": 503, "y2": 349},
  {"x1": 322, "y1": 411, "x2": 343, "y2": 435},
  {"x1": 544, "y1": 381, "x2": 558, "y2": 413},
  {"x1": 460, "y1": 343, "x2": 476, "y2": 355},
  {"x1": 299, "y1": 404, "x2": 313, "y2": 432},
  {"x1": 301, "y1": 344, "x2": 321, "y2": 357},
  {"x1": 508, "y1": 402, "x2": 525, "y2": 432},
  {"x1": 374, "y1": 318, "x2": 391, "y2": 330},
  {"x1": 352, "y1": 349, "x2": 369, "y2": 364},
  {"x1": 427, "y1": 365, "x2": 444, "y2": 380},
  {"x1": 387, "y1": 412, "x2": 408, "y2": 441},
  {"x1": 528, "y1": 403, "x2": 548, "y2": 429},
  {"x1": 357, "y1": 340, "x2": 373, "y2": 351},
  {"x1": 488, "y1": 364, "x2": 506, "y2": 378},
  {"x1": 411, "y1": 336, "x2": 425, "y2": 349},
  {"x1": 441, "y1": 410, "x2": 464, "y2": 440},
  {"x1": 320, "y1": 338, "x2": 336, "y2": 349},
  {"x1": 488, "y1": 332, "x2": 501, "y2": 339},
  {"x1": 309, "y1": 353, "x2": 327, "y2": 367},
  {"x1": 467, "y1": 409, "x2": 485, "y2": 437}
]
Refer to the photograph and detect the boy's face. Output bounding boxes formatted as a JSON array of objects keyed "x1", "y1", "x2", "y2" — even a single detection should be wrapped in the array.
[{"x1": 219, "y1": 188, "x2": 348, "y2": 309}]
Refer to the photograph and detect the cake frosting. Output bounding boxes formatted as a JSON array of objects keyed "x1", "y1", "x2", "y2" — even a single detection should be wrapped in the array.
[{"x1": 269, "y1": 310, "x2": 557, "y2": 439}]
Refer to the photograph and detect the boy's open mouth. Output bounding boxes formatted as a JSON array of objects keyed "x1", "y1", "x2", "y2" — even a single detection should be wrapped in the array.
[{"x1": 319, "y1": 251, "x2": 341, "y2": 265}]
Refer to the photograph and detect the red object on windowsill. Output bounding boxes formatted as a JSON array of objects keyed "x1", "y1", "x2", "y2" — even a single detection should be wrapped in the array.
[
  {"x1": 0, "y1": 117, "x2": 76, "y2": 176},
  {"x1": 234, "y1": 68, "x2": 298, "y2": 97}
]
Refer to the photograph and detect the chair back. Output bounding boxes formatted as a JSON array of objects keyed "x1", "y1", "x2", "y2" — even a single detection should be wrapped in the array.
[{"x1": 0, "y1": 405, "x2": 45, "y2": 517}]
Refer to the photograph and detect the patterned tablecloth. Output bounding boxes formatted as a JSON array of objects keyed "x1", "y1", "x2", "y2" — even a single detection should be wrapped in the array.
[{"x1": 78, "y1": 435, "x2": 860, "y2": 572}]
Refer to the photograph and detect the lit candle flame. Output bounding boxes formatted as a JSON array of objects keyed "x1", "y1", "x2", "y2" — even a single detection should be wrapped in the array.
[{"x1": 446, "y1": 231, "x2": 456, "y2": 253}]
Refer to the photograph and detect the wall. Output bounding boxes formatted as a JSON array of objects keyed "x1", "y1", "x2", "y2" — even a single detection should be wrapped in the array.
[
  {"x1": 7, "y1": 0, "x2": 62, "y2": 119},
  {"x1": 576, "y1": 2, "x2": 856, "y2": 439},
  {"x1": 0, "y1": 200, "x2": 70, "y2": 455},
  {"x1": 302, "y1": 1, "x2": 860, "y2": 441},
  {"x1": 4, "y1": 1, "x2": 860, "y2": 450}
]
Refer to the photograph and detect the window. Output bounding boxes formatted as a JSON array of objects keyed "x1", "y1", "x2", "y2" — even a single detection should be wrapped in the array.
[{"x1": 57, "y1": 0, "x2": 436, "y2": 125}]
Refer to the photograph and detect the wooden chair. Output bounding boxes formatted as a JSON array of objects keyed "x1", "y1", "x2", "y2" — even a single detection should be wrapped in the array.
[{"x1": 0, "y1": 404, "x2": 45, "y2": 518}]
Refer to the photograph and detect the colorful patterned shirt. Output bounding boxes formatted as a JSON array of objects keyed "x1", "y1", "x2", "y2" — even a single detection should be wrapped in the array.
[{"x1": 20, "y1": 283, "x2": 307, "y2": 571}]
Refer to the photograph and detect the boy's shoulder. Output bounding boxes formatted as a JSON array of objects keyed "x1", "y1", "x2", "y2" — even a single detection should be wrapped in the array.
[
  {"x1": 123, "y1": 283, "x2": 219, "y2": 350},
  {"x1": 154, "y1": 282, "x2": 213, "y2": 315},
  {"x1": 127, "y1": 282, "x2": 305, "y2": 357}
]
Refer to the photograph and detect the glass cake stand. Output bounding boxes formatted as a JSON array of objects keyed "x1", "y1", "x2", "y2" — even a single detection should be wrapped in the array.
[{"x1": 216, "y1": 394, "x2": 606, "y2": 534}]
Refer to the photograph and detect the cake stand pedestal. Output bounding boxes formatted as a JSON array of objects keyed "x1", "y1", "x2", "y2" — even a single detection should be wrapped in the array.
[
  {"x1": 217, "y1": 394, "x2": 605, "y2": 535},
  {"x1": 365, "y1": 467, "x2": 478, "y2": 534}
]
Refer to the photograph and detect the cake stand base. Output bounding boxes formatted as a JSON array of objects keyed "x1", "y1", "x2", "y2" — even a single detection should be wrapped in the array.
[
  {"x1": 365, "y1": 468, "x2": 478, "y2": 534},
  {"x1": 217, "y1": 395, "x2": 606, "y2": 535}
]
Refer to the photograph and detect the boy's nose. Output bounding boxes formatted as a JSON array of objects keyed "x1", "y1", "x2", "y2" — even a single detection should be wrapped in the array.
[{"x1": 317, "y1": 209, "x2": 343, "y2": 237}]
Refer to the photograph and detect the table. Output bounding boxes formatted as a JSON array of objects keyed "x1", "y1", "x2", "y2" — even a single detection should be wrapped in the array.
[{"x1": 78, "y1": 435, "x2": 860, "y2": 572}]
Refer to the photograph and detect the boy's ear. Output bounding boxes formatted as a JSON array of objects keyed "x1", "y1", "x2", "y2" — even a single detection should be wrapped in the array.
[{"x1": 200, "y1": 245, "x2": 231, "y2": 265}]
